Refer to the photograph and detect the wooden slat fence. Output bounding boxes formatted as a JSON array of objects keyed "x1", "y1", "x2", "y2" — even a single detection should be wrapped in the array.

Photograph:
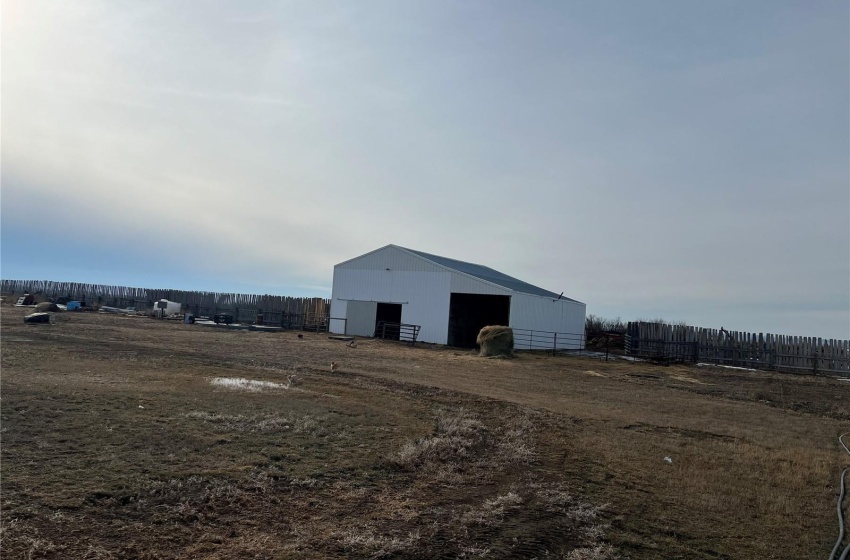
[
  {"x1": 625, "y1": 321, "x2": 850, "y2": 376},
  {"x1": 1, "y1": 279, "x2": 329, "y2": 328}
]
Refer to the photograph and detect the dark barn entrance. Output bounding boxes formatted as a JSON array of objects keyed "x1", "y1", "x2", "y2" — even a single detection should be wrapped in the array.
[
  {"x1": 447, "y1": 293, "x2": 510, "y2": 348},
  {"x1": 374, "y1": 302, "x2": 402, "y2": 340}
]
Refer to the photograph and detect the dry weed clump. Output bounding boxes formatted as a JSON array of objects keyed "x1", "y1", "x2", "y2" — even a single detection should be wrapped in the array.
[
  {"x1": 82, "y1": 544, "x2": 118, "y2": 559},
  {"x1": 460, "y1": 491, "x2": 523, "y2": 526},
  {"x1": 391, "y1": 408, "x2": 488, "y2": 469},
  {"x1": 537, "y1": 485, "x2": 594, "y2": 515},
  {"x1": 534, "y1": 483, "x2": 610, "y2": 541},
  {"x1": 452, "y1": 484, "x2": 614, "y2": 557},
  {"x1": 140, "y1": 471, "x2": 278, "y2": 520},
  {"x1": 383, "y1": 409, "x2": 617, "y2": 558},
  {"x1": 288, "y1": 476, "x2": 322, "y2": 488},
  {"x1": 335, "y1": 526, "x2": 422, "y2": 558},
  {"x1": 564, "y1": 544, "x2": 617, "y2": 560},
  {"x1": 0, "y1": 521, "x2": 65, "y2": 560},
  {"x1": 185, "y1": 411, "x2": 321, "y2": 435},
  {"x1": 457, "y1": 545, "x2": 492, "y2": 558},
  {"x1": 496, "y1": 412, "x2": 537, "y2": 464}
]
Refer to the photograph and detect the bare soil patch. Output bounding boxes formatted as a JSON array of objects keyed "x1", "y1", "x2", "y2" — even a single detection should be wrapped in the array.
[{"x1": 1, "y1": 305, "x2": 847, "y2": 559}]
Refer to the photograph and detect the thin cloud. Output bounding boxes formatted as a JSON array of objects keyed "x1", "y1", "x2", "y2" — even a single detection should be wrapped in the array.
[
  {"x1": 2, "y1": 1, "x2": 847, "y2": 338},
  {"x1": 141, "y1": 85, "x2": 299, "y2": 106}
]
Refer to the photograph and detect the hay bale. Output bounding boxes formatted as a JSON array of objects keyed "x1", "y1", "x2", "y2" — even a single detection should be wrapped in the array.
[
  {"x1": 34, "y1": 302, "x2": 60, "y2": 312},
  {"x1": 476, "y1": 325, "x2": 515, "y2": 358}
]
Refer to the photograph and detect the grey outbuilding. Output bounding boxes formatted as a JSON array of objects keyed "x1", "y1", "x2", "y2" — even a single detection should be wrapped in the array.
[{"x1": 328, "y1": 245, "x2": 586, "y2": 349}]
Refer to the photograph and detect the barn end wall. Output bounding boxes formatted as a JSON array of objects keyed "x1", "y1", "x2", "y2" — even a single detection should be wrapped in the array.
[
  {"x1": 335, "y1": 245, "x2": 445, "y2": 273},
  {"x1": 330, "y1": 268, "x2": 453, "y2": 344}
]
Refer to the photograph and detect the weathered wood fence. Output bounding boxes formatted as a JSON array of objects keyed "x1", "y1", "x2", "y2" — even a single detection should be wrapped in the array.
[
  {"x1": 1, "y1": 279, "x2": 329, "y2": 328},
  {"x1": 625, "y1": 321, "x2": 850, "y2": 375}
]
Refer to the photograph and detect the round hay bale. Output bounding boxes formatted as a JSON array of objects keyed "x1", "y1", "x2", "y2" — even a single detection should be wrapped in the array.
[
  {"x1": 476, "y1": 325, "x2": 515, "y2": 358},
  {"x1": 34, "y1": 302, "x2": 60, "y2": 312}
]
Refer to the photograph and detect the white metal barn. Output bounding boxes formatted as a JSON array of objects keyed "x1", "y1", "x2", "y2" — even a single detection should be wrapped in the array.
[{"x1": 328, "y1": 245, "x2": 586, "y2": 349}]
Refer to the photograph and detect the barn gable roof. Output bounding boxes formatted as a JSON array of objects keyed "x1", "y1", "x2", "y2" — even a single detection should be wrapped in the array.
[{"x1": 396, "y1": 246, "x2": 580, "y2": 303}]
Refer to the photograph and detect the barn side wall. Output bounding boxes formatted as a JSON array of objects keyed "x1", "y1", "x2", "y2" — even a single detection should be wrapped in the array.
[{"x1": 509, "y1": 294, "x2": 587, "y2": 349}]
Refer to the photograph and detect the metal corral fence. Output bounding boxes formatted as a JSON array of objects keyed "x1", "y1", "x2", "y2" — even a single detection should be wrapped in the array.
[
  {"x1": 375, "y1": 321, "x2": 421, "y2": 345},
  {"x1": 625, "y1": 321, "x2": 850, "y2": 375},
  {"x1": 1, "y1": 279, "x2": 330, "y2": 329},
  {"x1": 512, "y1": 328, "x2": 586, "y2": 355}
]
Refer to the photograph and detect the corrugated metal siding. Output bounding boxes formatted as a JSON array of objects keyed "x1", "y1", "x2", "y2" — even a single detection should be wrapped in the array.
[
  {"x1": 328, "y1": 297, "x2": 347, "y2": 334},
  {"x1": 450, "y1": 274, "x2": 511, "y2": 295},
  {"x1": 509, "y1": 294, "x2": 586, "y2": 349},
  {"x1": 331, "y1": 269, "x2": 452, "y2": 344},
  {"x1": 329, "y1": 268, "x2": 345, "y2": 334},
  {"x1": 336, "y1": 245, "x2": 444, "y2": 273},
  {"x1": 345, "y1": 300, "x2": 377, "y2": 336}
]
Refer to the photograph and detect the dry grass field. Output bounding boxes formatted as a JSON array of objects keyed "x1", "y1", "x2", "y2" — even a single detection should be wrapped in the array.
[{"x1": 1, "y1": 304, "x2": 848, "y2": 559}]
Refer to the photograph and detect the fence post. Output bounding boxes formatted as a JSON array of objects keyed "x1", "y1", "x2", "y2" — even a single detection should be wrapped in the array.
[{"x1": 553, "y1": 332, "x2": 557, "y2": 356}]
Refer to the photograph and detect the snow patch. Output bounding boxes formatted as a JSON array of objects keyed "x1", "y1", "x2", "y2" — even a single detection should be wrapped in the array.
[{"x1": 210, "y1": 377, "x2": 289, "y2": 392}]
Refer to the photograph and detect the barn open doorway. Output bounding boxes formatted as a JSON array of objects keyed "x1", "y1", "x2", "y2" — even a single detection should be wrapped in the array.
[
  {"x1": 447, "y1": 293, "x2": 510, "y2": 348},
  {"x1": 375, "y1": 302, "x2": 402, "y2": 340}
]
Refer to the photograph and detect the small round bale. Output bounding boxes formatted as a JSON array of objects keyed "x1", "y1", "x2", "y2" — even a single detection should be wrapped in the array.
[
  {"x1": 476, "y1": 325, "x2": 515, "y2": 358},
  {"x1": 34, "y1": 302, "x2": 60, "y2": 312}
]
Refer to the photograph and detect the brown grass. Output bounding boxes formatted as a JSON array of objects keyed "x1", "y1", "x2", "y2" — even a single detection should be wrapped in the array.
[
  {"x1": 391, "y1": 408, "x2": 488, "y2": 469},
  {"x1": 1, "y1": 304, "x2": 847, "y2": 559}
]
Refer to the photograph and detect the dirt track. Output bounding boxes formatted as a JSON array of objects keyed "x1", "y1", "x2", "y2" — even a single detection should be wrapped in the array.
[{"x1": 2, "y1": 305, "x2": 848, "y2": 559}]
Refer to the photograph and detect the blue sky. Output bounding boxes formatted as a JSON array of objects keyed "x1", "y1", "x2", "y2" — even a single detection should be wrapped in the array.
[{"x1": 2, "y1": 1, "x2": 848, "y2": 338}]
